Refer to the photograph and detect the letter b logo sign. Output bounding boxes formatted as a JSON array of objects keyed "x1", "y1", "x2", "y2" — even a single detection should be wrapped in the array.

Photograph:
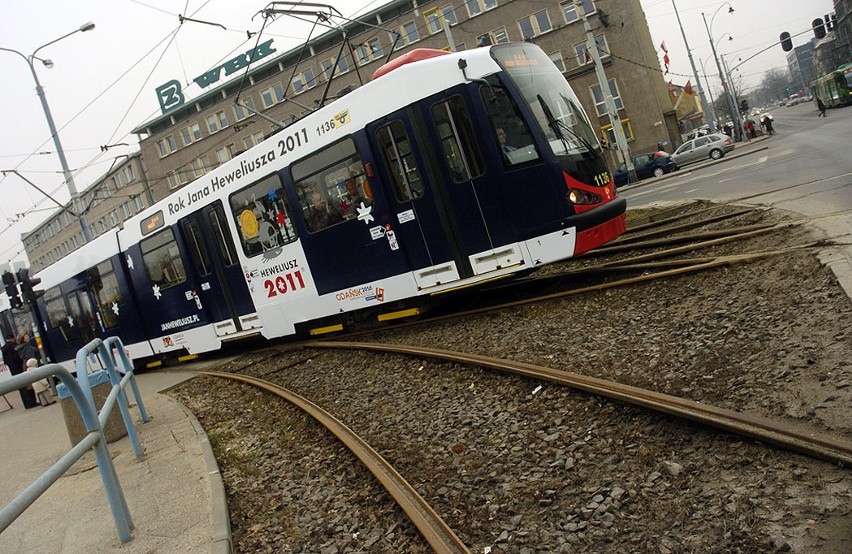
[{"x1": 156, "y1": 80, "x2": 185, "y2": 114}]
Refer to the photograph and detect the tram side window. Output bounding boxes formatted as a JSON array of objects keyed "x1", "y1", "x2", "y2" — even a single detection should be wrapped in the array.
[
  {"x1": 483, "y1": 83, "x2": 540, "y2": 166},
  {"x1": 44, "y1": 287, "x2": 73, "y2": 342},
  {"x1": 141, "y1": 228, "x2": 187, "y2": 290},
  {"x1": 291, "y1": 137, "x2": 372, "y2": 232},
  {"x1": 88, "y1": 260, "x2": 121, "y2": 329},
  {"x1": 182, "y1": 220, "x2": 213, "y2": 277},
  {"x1": 431, "y1": 96, "x2": 485, "y2": 183},
  {"x1": 209, "y1": 206, "x2": 239, "y2": 267},
  {"x1": 376, "y1": 121, "x2": 424, "y2": 203},
  {"x1": 229, "y1": 173, "x2": 297, "y2": 257}
]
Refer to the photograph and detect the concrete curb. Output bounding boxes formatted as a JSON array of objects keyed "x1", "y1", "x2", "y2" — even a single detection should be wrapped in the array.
[{"x1": 177, "y1": 401, "x2": 234, "y2": 554}]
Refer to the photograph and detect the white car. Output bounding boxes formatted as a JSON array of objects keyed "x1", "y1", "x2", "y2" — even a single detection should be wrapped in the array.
[{"x1": 671, "y1": 133, "x2": 734, "y2": 167}]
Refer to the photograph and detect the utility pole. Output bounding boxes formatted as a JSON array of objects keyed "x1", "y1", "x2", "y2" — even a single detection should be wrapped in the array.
[
  {"x1": 575, "y1": 1, "x2": 635, "y2": 181},
  {"x1": 672, "y1": 1, "x2": 715, "y2": 133}
]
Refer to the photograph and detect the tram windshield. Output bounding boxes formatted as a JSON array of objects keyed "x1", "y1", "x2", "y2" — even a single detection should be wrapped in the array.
[{"x1": 491, "y1": 43, "x2": 599, "y2": 159}]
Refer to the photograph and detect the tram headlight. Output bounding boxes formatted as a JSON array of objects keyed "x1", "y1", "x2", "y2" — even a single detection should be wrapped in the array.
[{"x1": 566, "y1": 189, "x2": 602, "y2": 205}]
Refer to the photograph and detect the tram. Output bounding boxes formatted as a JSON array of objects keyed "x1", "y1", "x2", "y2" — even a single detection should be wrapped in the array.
[
  {"x1": 811, "y1": 63, "x2": 852, "y2": 108},
  {"x1": 33, "y1": 42, "x2": 626, "y2": 370}
]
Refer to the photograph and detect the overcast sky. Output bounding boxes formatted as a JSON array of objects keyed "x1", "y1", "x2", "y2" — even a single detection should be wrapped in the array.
[{"x1": 0, "y1": 0, "x2": 833, "y2": 267}]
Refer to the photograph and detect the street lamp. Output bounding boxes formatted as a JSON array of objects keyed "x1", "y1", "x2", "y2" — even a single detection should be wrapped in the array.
[
  {"x1": 0, "y1": 22, "x2": 96, "y2": 242},
  {"x1": 671, "y1": 0, "x2": 716, "y2": 134},
  {"x1": 702, "y1": 4, "x2": 744, "y2": 142}
]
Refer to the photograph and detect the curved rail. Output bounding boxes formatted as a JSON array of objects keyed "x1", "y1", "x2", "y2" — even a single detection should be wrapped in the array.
[
  {"x1": 310, "y1": 342, "x2": 852, "y2": 467},
  {"x1": 195, "y1": 371, "x2": 471, "y2": 554}
]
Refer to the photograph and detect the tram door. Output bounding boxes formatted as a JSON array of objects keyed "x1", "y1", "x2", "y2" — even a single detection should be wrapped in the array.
[
  {"x1": 179, "y1": 201, "x2": 258, "y2": 337},
  {"x1": 65, "y1": 287, "x2": 99, "y2": 344},
  {"x1": 368, "y1": 92, "x2": 520, "y2": 289}
]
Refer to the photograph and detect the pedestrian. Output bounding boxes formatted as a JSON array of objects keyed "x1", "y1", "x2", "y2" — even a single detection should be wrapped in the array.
[
  {"x1": 26, "y1": 358, "x2": 55, "y2": 406},
  {"x1": 761, "y1": 115, "x2": 774, "y2": 135},
  {"x1": 2, "y1": 334, "x2": 37, "y2": 409},
  {"x1": 816, "y1": 97, "x2": 827, "y2": 117}
]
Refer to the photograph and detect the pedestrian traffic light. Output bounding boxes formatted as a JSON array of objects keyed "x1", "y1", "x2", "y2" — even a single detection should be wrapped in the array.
[
  {"x1": 812, "y1": 18, "x2": 826, "y2": 40},
  {"x1": 2, "y1": 271, "x2": 22, "y2": 309},
  {"x1": 779, "y1": 31, "x2": 792, "y2": 52},
  {"x1": 16, "y1": 267, "x2": 43, "y2": 305}
]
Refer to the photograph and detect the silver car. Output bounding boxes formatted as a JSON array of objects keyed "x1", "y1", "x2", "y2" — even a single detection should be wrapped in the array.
[{"x1": 671, "y1": 133, "x2": 734, "y2": 167}]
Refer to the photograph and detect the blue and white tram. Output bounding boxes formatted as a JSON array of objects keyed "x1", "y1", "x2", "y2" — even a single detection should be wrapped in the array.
[{"x1": 33, "y1": 43, "x2": 626, "y2": 368}]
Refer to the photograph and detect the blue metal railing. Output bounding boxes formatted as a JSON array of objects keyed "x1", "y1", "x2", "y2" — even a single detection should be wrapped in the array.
[{"x1": 0, "y1": 337, "x2": 148, "y2": 543}]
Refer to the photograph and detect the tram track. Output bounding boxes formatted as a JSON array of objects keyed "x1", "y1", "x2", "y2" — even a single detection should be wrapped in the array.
[
  {"x1": 192, "y1": 370, "x2": 470, "y2": 554},
  {"x1": 305, "y1": 342, "x2": 852, "y2": 468}
]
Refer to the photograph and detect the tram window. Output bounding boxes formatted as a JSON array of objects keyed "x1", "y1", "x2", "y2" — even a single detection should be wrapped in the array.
[
  {"x1": 44, "y1": 287, "x2": 73, "y2": 342},
  {"x1": 229, "y1": 173, "x2": 297, "y2": 257},
  {"x1": 88, "y1": 260, "x2": 122, "y2": 329},
  {"x1": 209, "y1": 206, "x2": 239, "y2": 267},
  {"x1": 376, "y1": 121, "x2": 424, "y2": 203},
  {"x1": 182, "y1": 220, "x2": 213, "y2": 277},
  {"x1": 291, "y1": 137, "x2": 372, "y2": 232},
  {"x1": 431, "y1": 96, "x2": 484, "y2": 183},
  {"x1": 141, "y1": 228, "x2": 187, "y2": 291},
  {"x1": 483, "y1": 84, "x2": 540, "y2": 166}
]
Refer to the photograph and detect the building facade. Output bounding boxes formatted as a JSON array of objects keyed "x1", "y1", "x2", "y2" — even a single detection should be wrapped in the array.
[
  {"x1": 25, "y1": 0, "x2": 677, "y2": 270},
  {"x1": 22, "y1": 153, "x2": 152, "y2": 272}
]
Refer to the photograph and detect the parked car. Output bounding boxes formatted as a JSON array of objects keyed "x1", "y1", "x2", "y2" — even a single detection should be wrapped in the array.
[
  {"x1": 671, "y1": 133, "x2": 734, "y2": 167},
  {"x1": 614, "y1": 151, "x2": 678, "y2": 186}
]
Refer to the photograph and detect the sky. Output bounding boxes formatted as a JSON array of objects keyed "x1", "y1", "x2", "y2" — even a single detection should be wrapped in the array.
[{"x1": 0, "y1": 0, "x2": 835, "y2": 268}]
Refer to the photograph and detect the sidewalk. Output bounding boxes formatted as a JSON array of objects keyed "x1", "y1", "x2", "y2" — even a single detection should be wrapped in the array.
[{"x1": 0, "y1": 369, "x2": 231, "y2": 553}]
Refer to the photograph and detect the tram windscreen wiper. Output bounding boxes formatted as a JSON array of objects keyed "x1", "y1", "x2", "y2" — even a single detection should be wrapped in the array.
[{"x1": 537, "y1": 94, "x2": 595, "y2": 155}]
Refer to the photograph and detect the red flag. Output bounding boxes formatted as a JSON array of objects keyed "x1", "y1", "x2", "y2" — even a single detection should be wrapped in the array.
[
  {"x1": 660, "y1": 41, "x2": 668, "y2": 53},
  {"x1": 663, "y1": 53, "x2": 670, "y2": 74},
  {"x1": 684, "y1": 80, "x2": 693, "y2": 95}
]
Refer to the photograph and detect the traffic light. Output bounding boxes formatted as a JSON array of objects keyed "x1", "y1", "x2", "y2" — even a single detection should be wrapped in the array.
[
  {"x1": 780, "y1": 32, "x2": 792, "y2": 52},
  {"x1": 812, "y1": 18, "x2": 826, "y2": 39},
  {"x1": 2, "y1": 271, "x2": 22, "y2": 309},
  {"x1": 740, "y1": 99, "x2": 749, "y2": 114},
  {"x1": 16, "y1": 268, "x2": 43, "y2": 305}
]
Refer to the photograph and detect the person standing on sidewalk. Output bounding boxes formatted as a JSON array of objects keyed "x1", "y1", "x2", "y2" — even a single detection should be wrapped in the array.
[
  {"x1": 816, "y1": 97, "x2": 827, "y2": 117},
  {"x1": 2, "y1": 335, "x2": 37, "y2": 409}
]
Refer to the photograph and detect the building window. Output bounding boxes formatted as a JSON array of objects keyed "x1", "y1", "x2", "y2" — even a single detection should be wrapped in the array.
[
  {"x1": 121, "y1": 202, "x2": 132, "y2": 219},
  {"x1": 243, "y1": 131, "x2": 265, "y2": 151},
  {"x1": 234, "y1": 97, "x2": 255, "y2": 121},
  {"x1": 178, "y1": 167, "x2": 190, "y2": 185},
  {"x1": 110, "y1": 176, "x2": 121, "y2": 192},
  {"x1": 549, "y1": 51, "x2": 566, "y2": 72},
  {"x1": 320, "y1": 56, "x2": 350, "y2": 82},
  {"x1": 123, "y1": 165, "x2": 135, "y2": 183},
  {"x1": 109, "y1": 211, "x2": 119, "y2": 226},
  {"x1": 292, "y1": 68, "x2": 316, "y2": 94},
  {"x1": 156, "y1": 135, "x2": 177, "y2": 158},
  {"x1": 206, "y1": 111, "x2": 228, "y2": 133},
  {"x1": 590, "y1": 78, "x2": 624, "y2": 117},
  {"x1": 477, "y1": 26, "x2": 510, "y2": 46},
  {"x1": 465, "y1": 0, "x2": 497, "y2": 18},
  {"x1": 391, "y1": 21, "x2": 420, "y2": 50},
  {"x1": 260, "y1": 83, "x2": 286, "y2": 108},
  {"x1": 518, "y1": 10, "x2": 552, "y2": 40},
  {"x1": 562, "y1": 0, "x2": 595, "y2": 25},
  {"x1": 180, "y1": 122, "x2": 202, "y2": 146},
  {"x1": 167, "y1": 171, "x2": 179, "y2": 190},
  {"x1": 601, "y1": 119, "x2": 634, "y2": 144},
  {"x1": 134, "y1": 196, "x2": 145, "y2": 212},
  {"x1": 574, "y1": 35, "x2": 609, "y2": 66},
  {"x1": 216, "y1": 144, "x2": 237, "y2": 164},
  {"x1": 424, "y1": 5, "x2": 457, "y2": 35},
  {"x1": 192, "y1": 155, "x2": 211, "y2": 178},
  {"x1": 354, "y1": 38, "x2": 383, "y2": 65}
]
